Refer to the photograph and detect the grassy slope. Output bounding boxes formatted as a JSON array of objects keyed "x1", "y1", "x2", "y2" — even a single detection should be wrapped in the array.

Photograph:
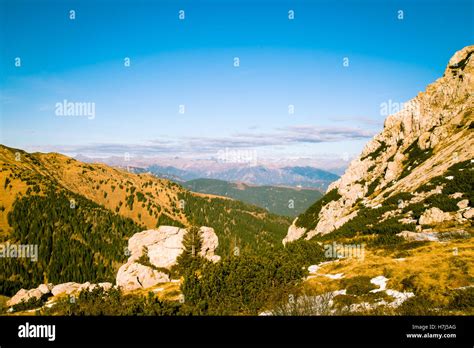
[
  {"x1": 303, "y1": 233, "x2": 474, "y2": 315},
  {"x1": 293, "y1": 160, "x2": 474, "y2": 314}
]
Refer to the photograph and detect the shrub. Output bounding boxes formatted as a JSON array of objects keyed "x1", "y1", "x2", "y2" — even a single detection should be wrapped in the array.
[
  {"x1": 12, "y1": 295, "x2": 47, "y2": 312},
  {"x1": 384, "y1": 192, "x2": 414, "y2": 206},
  {"x1": 332, "y1": 294, "x2": 359, "y2": 309},
  {"x1": 180, "y1": 241, "x2": 326, "y2": 315},
  {"x1": 342, "y1": 276, "x2": 377, "y2": 296},
  {"x1": 448, "y1": 287, "x2": 474, "y2": 311},
  {"x1": 396, "y1": 295, "x2": 434, "y2": 315},
  {"x1": 366, "y1": 234, "x2": 404, "y2": 248},
  {"x1": 41, "y1": 287, "x2": 185, "y2": 316},
  {"x1": 399, "y1": 140, "x2": 433, "y2": 179},
  {"x1": 136, "y1": 192, "x2": 146, "y2": 202},
  {"x1": 424, "y1": 194, "x2": 459, "y2": 212},
  {"x1": 402, "y1": 202, "x2": 425, "y2": 219},
  {"x1": 366, "y1": 177, "x2": 381, "y2": 197},
  {"x1": 361, "y1": 141, "x2": 388, "y2": 161},
  {"x1": 401, "y1": 275, "x2": 419, "y2": 292}
]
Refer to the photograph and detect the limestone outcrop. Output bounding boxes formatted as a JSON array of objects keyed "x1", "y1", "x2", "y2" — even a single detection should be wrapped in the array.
[
  {"x1": 284, "y1": 45, "x2": 474, "y2": 242},
  {"x1": 7, "y1": 282, "x2": 113, "y2": 307},
  {"x1": 116, "y1": 225, "x2": 220, "y2": 291}
]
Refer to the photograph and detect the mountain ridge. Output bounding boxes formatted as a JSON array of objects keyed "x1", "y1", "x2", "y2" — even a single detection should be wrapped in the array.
[{"x1": 285, "y1": 45, "x2": 474, "y2": 242}]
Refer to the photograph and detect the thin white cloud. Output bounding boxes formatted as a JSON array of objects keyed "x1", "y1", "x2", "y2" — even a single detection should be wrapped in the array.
[{"x1": 24, "y1": 124, "x2": 376, "y2": 157}]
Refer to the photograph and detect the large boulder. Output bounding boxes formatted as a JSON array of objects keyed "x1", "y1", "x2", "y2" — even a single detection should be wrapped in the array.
[
  {"x1": 463, "y1": 208, "x2": 474, "y2": 220},
  {"x1": 7, "y1": 288, "x2": 43, "y2": 307},
  {"x1": 7, "y1": 283, "x2": 54, "y2": 307},
  {"x1": 116, "y1": 225, "x2": 220, "y2": 291},
  {"x1": 51, "y1": 282, "x2": 83, "y2": 296},
  {"x1": 37, "y1": 283, "x2": 53, "y2": 295},
  {"x1": 126, "y1": 225, "x2": 220, "y2": 268},
  {"x1": 116, "y1": 262, "x2": 169, "y2": 291},
  {"x1": 457, "y1": 199, "x2": 469, "y2": 210},
  {"x1": 51, "y1": 281, "x2": 113, "y2": 297},
  {"x1": 419, "y1": 207, "x2": 454, "y2": 225},
  {"x1": 199, "y1": 226, "x2": 221, "y2": 262},
  {"x1": 7, "y1": 282, "x2": 114, "y2": 307},
  {"x1": 128, "y1": 226, "x2": 187, "y2": 268}
]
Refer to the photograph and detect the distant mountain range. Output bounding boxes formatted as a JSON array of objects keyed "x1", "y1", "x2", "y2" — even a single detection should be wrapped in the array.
[
  {"x1": 74, "y1": 155, "x2": 340, "y2": 190},
  {"x1": 182, "y1": 178, "x2": 323, "y2": 217},
  {"x1": 135, "y1": 165, "x2": 339, "y2": 191}
]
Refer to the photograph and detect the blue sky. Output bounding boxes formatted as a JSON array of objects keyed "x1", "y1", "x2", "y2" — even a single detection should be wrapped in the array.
[{"x1": 0, "y1": 0, "x2": 472, "y2": 165}]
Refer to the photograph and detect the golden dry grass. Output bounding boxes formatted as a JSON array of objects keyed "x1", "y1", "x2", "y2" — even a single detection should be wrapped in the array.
[{"x1": 304, "y1": 237, "x2": 474, "y2": 306}]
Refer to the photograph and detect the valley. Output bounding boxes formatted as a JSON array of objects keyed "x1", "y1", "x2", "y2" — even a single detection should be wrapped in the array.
[{"x1": 182, "y1": 178, "x2": 323, "y2": 216}]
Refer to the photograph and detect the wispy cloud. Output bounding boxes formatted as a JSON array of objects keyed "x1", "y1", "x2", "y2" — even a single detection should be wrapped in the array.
[{"x1": 25, "y1": 125, "x2": 376, "y2": 157}]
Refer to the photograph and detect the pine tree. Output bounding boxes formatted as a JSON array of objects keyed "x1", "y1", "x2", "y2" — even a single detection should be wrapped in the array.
[{"x1": 175, "y1": 226, "x2": 203, "y2": 274}]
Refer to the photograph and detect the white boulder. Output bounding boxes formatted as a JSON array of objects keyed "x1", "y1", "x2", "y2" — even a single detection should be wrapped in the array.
[
  {"x1": 457, "y1": 199, "x2": 469, "y2": 209},
  {"x1": 463, "y1": 208, "x2": 474, "y2": 219},
  {"x1": 51, "y1": 282, "x2": 83, "y2": 296},
  {"x1": 116, "y1": 225, "x2": 220, "y2": 291},
  {"x1": 419, "y1": 207, "x2": 453, "y2": 225},
  {"x1": 116, "y1": 262, "x2": 169, "y2": 291}
]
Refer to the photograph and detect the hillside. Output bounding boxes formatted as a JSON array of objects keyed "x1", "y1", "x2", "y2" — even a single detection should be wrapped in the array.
[
  {"x1": 183, "y1": 178, "x2": 323, "y2": 216},
  {"x1": 0, "y1": 145, "x2": 185, "y2": 236},
  {"x1": 0, "y1": 145, "x2": 291, "y2": 296}
]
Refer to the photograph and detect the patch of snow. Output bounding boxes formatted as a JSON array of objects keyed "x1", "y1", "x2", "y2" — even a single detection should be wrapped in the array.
[
  {"x1": 385, "y1": 289, "x2": 415, "y2": 307},
  {"x1": 307, "y1": 260, "x2": 340, "y2": 274},
  {"x1": 324, "y1": 273, "x2": 345, "y2": 279},
  {"x1": 332, "y1": 289, "x2": 347, "y2": 296},
  {"x1": 370, "y1": 276, "x2": 389, "y2": 292}
]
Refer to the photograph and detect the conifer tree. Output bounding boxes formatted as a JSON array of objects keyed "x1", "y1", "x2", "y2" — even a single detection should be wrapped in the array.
[{"x1": 175, "y1": 226, "x2": 203, "y2": 274}]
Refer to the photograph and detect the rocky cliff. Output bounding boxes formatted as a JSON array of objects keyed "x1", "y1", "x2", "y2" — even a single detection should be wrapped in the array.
[{"x1": 284, "y1": 45, "x2": 474, "y2": 243}]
